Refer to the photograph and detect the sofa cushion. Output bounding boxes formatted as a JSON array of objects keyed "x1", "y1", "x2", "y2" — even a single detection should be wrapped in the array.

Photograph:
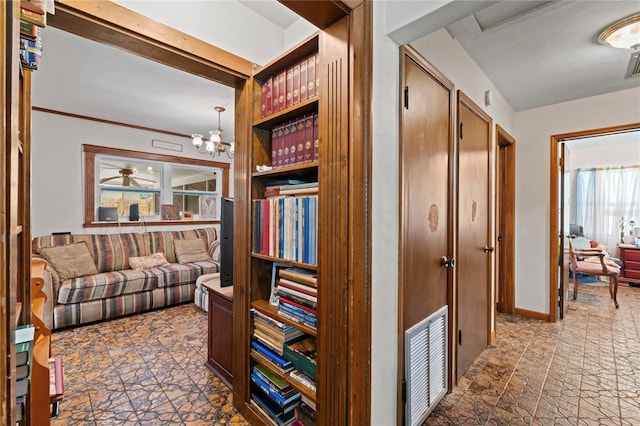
[
  {"x1": 129, "y1": 252, "x2": 170, "y2": 271},
  {"x1": 57, "y1": 269, "x2": 158, "y2": 305},
  {"x1": 146, "y1": 228, "x2": 218, "y2": 263},
  {"x1": 149, "y1": 260, "x2": 219, "y2": 288},
  {"x1": 174, "y1": 238, "x2": 210, "y2": 264},
  {"x1": 40, "y1": 242, "x2": 99, "y2": 281}
]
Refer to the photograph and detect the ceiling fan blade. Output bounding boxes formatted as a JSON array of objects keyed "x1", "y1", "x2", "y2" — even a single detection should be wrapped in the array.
[
  {"x1": 100, "y1": 176, "x2": 121, "y2": 184},
  {"x1": 132, "y1": 176, "x2": 157, "y2": 183},
  {"x1": 129, "y1": 178, "x2": 142, "y2": 187}
]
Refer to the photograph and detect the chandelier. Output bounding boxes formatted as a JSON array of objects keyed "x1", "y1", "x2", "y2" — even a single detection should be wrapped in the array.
[{"x1": 192, "y1": 106, "x2": 235, "y2": 159}]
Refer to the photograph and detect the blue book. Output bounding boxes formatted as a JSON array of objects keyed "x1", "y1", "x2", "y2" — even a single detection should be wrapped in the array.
[
  {"x1": 251, "y1": 340, "x2": 293, "y2": 369},
  {"x1": 251, "y1": 372, "x2": 301, "y2": 409},
  {"x1": 251, "y1": 391, "x2": 296, "y2": 425}
]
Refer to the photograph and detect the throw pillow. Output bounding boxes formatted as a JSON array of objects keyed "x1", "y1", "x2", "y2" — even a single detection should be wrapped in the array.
[
  {"x1": 174, "y1": 238, "x2": 211, "y2": 264},
  {"x1": 129, "y1": 252, "x2": 170, "y2": 271},
  {"x1": 40, "y1": 242, "x2": 98, "y2": 281}
]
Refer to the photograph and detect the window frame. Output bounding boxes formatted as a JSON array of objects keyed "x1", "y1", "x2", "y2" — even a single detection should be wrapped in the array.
[{"x1": 83, "y1": 144, "x2": 230, "y2": 227}]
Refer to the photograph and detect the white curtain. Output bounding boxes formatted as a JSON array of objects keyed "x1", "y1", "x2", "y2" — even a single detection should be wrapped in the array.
[{"x1": 572, "y1": 166, "x2": 640, "y2": 257}]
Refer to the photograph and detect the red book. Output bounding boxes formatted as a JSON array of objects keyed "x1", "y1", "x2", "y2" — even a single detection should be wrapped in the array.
[
  {"x1": 289, "y1": 119, "x2": 298, "y2": 166},
  {"x1": 313, "y1": 113, "x2": 319, "y2": 161},
  {"x1": 307, "y1": 55, "x2": 316, "y2": 99},
  {"x1": 276, "y1": 124, "x2": 285, "y2": 167},
  {"x1": 272, "y1": 74, "x2": 280, "y2": 114},
  {"x1": 271, "y1": 126, "x2": 278, "y2": 167},
  {"x1": 286, "y1": 67, "x2": 294, "y2": 109},
  {"x1": 315, "y1": 54, "x2": 320, "y2": 97},
  {"x1": 263, "y1": 77, "x2": 273, "y2": 118},
  {"x1": 293, "y1": 63, "x2": 301, "y2": 106},
  {"x1": 300, "y1": 59, "x2": 308, "y2": 102},
  {"x1": 279, "y1": 296, "x2": 317, "y2": 315},
  {"x1": 278, "y1": 70, "x2": 286, "y2": 112},
  {"x1": 283, "y1": 121, "x2": 291, "y2": 166},
  {"x1": 304, "y1": 115, "x2": 313, "y2": 163},
  {"x1": 296, "y1": 117, "x2": 305, "y2": 164}
]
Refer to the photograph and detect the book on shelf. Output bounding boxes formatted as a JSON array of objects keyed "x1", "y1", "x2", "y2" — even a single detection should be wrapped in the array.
[
  {"x1": 277, "y1": 304, "x2": 317, "y2": 329},
  {"x1": 286, "y1": 67, "x2": 294, "y2": 109},
  {"x1": 16, "y1": 396, "x2": 25, "y2": 422},
  {"x1": 301, "y1": 394, "x2": 316, "y2": 412},
  {"x1": 15, "y1": 324, "x2": 35, "y2": 344},
  {"x1": 15, "y1": 340, "x2": 32, "y2": 366},
  {"x1": 272, "y1": 74, "x2": 280, "y2": 116},
  {"x1": 251, "y1": 340, "x2": 294, "y2": 371},
  {"x1": 289, "y1": 369, "x2": 316, "y2": 393},
  {"x1": 16, "y1": 364, "x2": 30, "y2": 381},
  {"x1": 284, "y1": 336, "x2": 317, "y2": 380},
  {"x1": 314, "y1": 54, "x2": 320, "y2": 97},
  {"x1": 251, "y1": 371, "x2": 301, "y2": 409},
  {"x1": 300, "y1": 59, "x2": 308, "y2": 103},
  {"x1": 20, "y1": 7, "x2": 46, "y2": 27},
  {"x1": 279, "y1": 267, "x2": 317, "y2": 287},
  {"x1": 295, "y1": 117, "x2": 305, "y2": 164},
  {"x1": 16, "y1": 377, "x2": 29, "y2": 398},
  {"x1": 254, "y1": 329, "x2": 285, "y2": 356},
  {"x1": 250, "y1": 392, "x2": 296, "y2": 426},
  {"x1": 263, "y1": 76, "x2": 273, "y2": 118},
  {"x1": 295, "y1": 400, "x2": 316, "y2": 426},
  {"x1": 304, "y1": 115, "x2": 313, "y2": 162},
  {"x1": 313, "y1": 113, "x2": 319, "y2": 161},
  {"x1": 254, "y1": 364, "x2": 293, "y2": 393},
  {"x1": 283, "y1": 121, "x2": 292, "y2": 167},
  {"x1": 278, "y1": 278, "x2": 317, "y2": 297},
  {"x1": 277, "y1": 71, "x2": 286, "y2": 112},
  {"x1": 293, "y1": 63, "x2": 302, "y2": 105},
  {"x1": 251, "y1": 349, "x2": 293, "y2": 376},
  {"x1": 277, "y1": 288, "x2": 317, "y2": 310},
  {"x1": 307, "y1": 55, "x2": 316, "y2": 99},
  {"x1": 279, "y1": 297, "x2": 317, "y2": 316},
  {"x1": 19, "y1": 20, "x2": 40, "y2": 41}
]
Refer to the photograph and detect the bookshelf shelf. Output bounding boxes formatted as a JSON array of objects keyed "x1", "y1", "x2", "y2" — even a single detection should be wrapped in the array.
[
  {"x1": 250, "y1": 253, "x2": 318, "y2": 271},
  {"x1": 253, "y1": 35, "x2": 319, "y2": 82},
  {"x1": 252, "y1": 162, "x2": 318, "y2": 179},
  {"x1": 252, "y1": 97, "x2": 318, "y2": 130},
  {"x1": 252, "y1": 299, "x2": 317, "y2": 337}
]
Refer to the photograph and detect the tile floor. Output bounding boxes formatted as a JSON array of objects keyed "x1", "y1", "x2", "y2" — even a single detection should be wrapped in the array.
[{"x1": 50, "y1": 283, "x2": 640, "y2": 426}]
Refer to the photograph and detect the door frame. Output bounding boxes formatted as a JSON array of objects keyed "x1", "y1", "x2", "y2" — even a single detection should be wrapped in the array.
[
  {"x1": 548, "y1": 122, "x2": 640, "y2": 321},
  {"x1": 496, "y1": 125, "x2": 515, "y2": 315}
]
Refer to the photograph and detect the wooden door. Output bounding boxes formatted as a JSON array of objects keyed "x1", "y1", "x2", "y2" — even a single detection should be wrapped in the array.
[
  {"x1": 559, "y1": 142, "x2": 570, "y2": 319},
  {"x1": 398, "y1": 46, "x2": 455, "y2": 417},
  {"x1": 456, "y1": 92, "x2": 492, "y2": 379}
]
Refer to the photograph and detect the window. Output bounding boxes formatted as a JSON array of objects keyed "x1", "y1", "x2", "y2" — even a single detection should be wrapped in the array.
[{"x1": 84, "y1": 144, "x2": 230, "y2": 227}]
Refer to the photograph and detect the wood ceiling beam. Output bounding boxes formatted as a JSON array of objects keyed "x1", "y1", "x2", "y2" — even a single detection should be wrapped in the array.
[
  {"x1": 278, "y1": 0, "x2": 360, "y2": 29},
  {"x1": 49, "y1": 0, "x2": 253, "y2": 88}
]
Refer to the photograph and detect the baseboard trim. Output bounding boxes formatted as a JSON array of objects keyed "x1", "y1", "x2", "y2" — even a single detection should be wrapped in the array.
[{"x1": 514, "y1": 307, "x2": 550, "y2": 321}]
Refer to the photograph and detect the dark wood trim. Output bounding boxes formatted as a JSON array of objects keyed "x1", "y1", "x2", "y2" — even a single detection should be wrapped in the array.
[
  {"x1": 514, "y1": 307, "x2": 550, "y2": 322},
  {"x1": 33, "y1": 107, "x2": 191, "y2": 139},
  {"x1": 549, "y1": 122, "x2": 640, "y2": 322},
  {"x1": 50, "y1": 0, "x2": 253, "y2": 88},
  {"x1": 456, "y1": 90, "x2": 494, "y2": 347},
  {"x1": 317, "y1": 17, "x2": 350, "y2": 426},
  {"x1": 347, "y1": 2, "x2": 372, "y2": 423},
  {"x1": 279, "y1": 0, "x2": 352, "y2": 29},
  {"x1": 83, "y1": 144, "x2": 230, "y2": 225},
  {"x1": 496, "y1": 125, "x2": 516, "y2": 315}
]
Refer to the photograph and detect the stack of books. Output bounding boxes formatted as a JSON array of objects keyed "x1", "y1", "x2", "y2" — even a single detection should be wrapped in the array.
[
  {"x1": 15, "y1": 324, "x2": 35, "y2": 421},
  {"x1": 293, "y1": 395, "x2": 316, "y2": 426},
  {"x1": 19, "y1": 2, "x2": 50, "y2": 70},
  {"x1": 250, "y1": 339, "x2": 294, "y2": 376},
  {"x1": 250, "y1": 363, "x2": 301, "y2": 426},
  {"x1": 284, "y1": 336, "x2": 316, "y2": 394},
  {"x1": 277, "y1": 267, "x2": 317, "y2": 330},
  {"x1": 252, "y1": 308, "x2": 305, "y2": 356}
]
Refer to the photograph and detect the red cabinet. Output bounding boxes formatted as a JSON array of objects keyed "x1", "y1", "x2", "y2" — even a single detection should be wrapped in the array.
[{"x1": 619, "y1": 245, "x2": 640, "y2": 286}]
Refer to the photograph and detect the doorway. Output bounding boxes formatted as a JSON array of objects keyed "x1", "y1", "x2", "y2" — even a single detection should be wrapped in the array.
[
  {"x1": 549, "y1": 123, "x2": 640, "y2": 319},
  {"x1": 496, "y1": 125, "x2": 515, "y2": 314}
]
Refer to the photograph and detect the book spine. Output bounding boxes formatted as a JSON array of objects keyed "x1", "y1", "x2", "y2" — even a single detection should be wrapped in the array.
[
  {"x1": 283, "y1": 122, "x2": 291, "y2": 167},
  {"x1": 289, "y1": 370, "x2": 317, "y2": 392},
  {"x1": 251, "y1": 341, "x2": 291, "y2": 368},
  {"x1": 300, "y1": 59, "x2": 308, "y2": 102},
  {"x1": 271, "y1": 127, "x2": 278, "y2": 167},
  {"x1": 280, "y1": 297, "x2": 317, "y2": 316},
  {"x1": 265, "y1": 77, "x2": 273, "y2": 117},
  {"x1": 296, "y1": 118, "x2": 305, "y2": 164},
  {"x1": 277, "y1": 308, "x2": 317, "y2": 329},
  {"x1": 276, "y1": 124, "x2": 284, "y2": 168},
  {"x1": 278, "y1": 288, "x2": 317, "y2": 310},
  {"x1": 315, "y1": 54, "x2": 320, "y2": 97},
  {"x1": 279, "y1": 302, "x2": 317, "y2": 324},
  {"x1": 304, "y1": 115, "x2": 313, "y2": 163},
  {"x1": 289, "y1": 119, "x2": 298, "y2": 166},
  {"x1": 286, "y1": 67, "x2": 294, "y2": 109},
  {"x1": 20, "y1": 7, "x2": 46, "y2": 27},
  {"x1": 307, "y1": 55, "x2": 316, "y2": 99},
  {"x1": 313, "y1": 113, "x2": 319, "y2": 161},
  {"x1": 272, "y1": 73, "x2": 280, "y2": 115},
  {"x1": 278, "y1": 70, "x2": 286, "y2": 112},
  {"x1": 293, "y1": 63, "x2": 301, "y2": 106}
]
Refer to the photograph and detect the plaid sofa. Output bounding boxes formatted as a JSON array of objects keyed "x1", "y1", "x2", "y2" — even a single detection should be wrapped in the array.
[{"x1": 32, "y1": 228, "x2": 220, "y2": 330}]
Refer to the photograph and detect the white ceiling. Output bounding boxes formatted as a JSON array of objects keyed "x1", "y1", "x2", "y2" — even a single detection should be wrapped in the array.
[{"x1": 31, "y1": 0, "x2": 640, "y2": 139}]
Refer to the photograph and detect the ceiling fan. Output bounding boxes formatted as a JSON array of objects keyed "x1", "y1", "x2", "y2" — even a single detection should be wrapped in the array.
[{"x1": 99, "y1": 168, "x2": 156, "y2": 187}]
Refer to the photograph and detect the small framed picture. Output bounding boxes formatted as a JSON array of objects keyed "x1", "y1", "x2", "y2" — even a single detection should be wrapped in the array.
[
  {"x1": 269, "y1": 262, "x2": 289, "y2": 306},
  {"x1": 181, "y1": 211, "x2": 194, "y2": 220}
]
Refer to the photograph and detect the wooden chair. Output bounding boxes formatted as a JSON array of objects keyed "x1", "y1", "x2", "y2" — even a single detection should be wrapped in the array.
[{"x1": 568, "y1": 240, "x2": 620, "y2": 308}]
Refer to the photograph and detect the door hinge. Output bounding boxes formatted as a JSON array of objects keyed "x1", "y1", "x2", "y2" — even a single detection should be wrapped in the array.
[
  {"x1": 459, "y1": 122, "x2": 463, "y2": 139},
  {"x1": 458, "y1": 329, "x2": 462, "y2": 345},
  {"x1": 402, "y1": 379, "x2": 407, "y2": 402},
  {"x1": 559, "y1": 157, "x2": 564, "y2": 167},
  {"x1": 404, "y1": 86, "x2": 409, "y2": 109}
]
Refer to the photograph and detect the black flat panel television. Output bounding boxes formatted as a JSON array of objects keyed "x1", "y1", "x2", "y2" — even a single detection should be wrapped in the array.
[{"x1": 220, "y1": 197, "x2": 234, "y2": 287}]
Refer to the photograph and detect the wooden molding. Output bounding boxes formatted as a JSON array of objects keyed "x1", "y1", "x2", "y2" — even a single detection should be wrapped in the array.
[
  {"x1": 514, "y1": 307, "x2": 550, "y2": 322},
  {"x1": 50, "y1": 0, "x2": 253, "y2": 88},
  {"x1": 279, "y1": 0, "x2": 352, "y2": 29}
]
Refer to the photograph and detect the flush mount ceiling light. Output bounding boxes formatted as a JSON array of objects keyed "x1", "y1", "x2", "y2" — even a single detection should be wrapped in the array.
[
  {"x1": 598, "y1": 12, "x2": 640, "y2": 50},
  {"x1": 192, "y1": 106, "x2": 235, "y2": 159}
]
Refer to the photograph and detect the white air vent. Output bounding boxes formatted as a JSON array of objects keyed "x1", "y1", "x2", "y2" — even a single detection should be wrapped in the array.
[
  {"x1": 627, "y1": 48, "x2": 640, "y2": 77},
  {"x1": 405, "y1": 305, "x2": 448, "y2": 426}
]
